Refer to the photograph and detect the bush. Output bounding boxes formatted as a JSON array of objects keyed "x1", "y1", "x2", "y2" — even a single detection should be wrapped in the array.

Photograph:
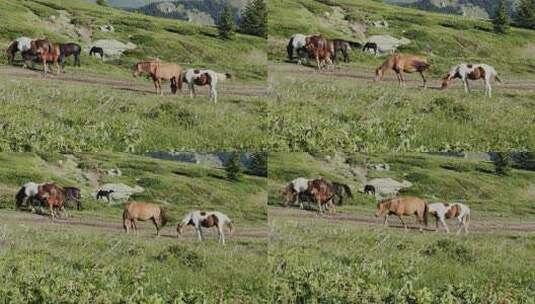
[{"x1": 225, "y1": 153, "x2": 242, "y2": 181}]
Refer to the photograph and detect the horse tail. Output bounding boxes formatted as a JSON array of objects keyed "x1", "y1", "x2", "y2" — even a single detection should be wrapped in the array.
[
  {"x1": 423, "y1": 201, "x2": 429, "y2": 227},
  {"x1": 227, "y1": 221, "x2": 234, "y2": 236},
  {"x1": 177, "y1": 72, "x2": 183, "y2": 91},
  {"x1": 342, "y1": 183, "x2": 353, "y2": 199},
  {"x1": 216, "y1": 73, "x2": 229, "y2": 81},
  {"x1": 287, "y1": 37, "x2": 294, "y2": 60},
  {"x1": 122, "y1": 208, "x2": 129, "y2": 231},
  {"x1": 495, "y1": 75, "x2": 502, "y2": 83},
  {"x1": 15, "y1": 186, "x2": 26, "y2": 208},
  {"x1": 159, "y1": 206, "x2": 168, "y2": 227}
]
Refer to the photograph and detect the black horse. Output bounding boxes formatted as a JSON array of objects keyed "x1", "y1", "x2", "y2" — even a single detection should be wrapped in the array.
[
  {"x1": 96, "y1": 189, "x2": 114, "y2": 202},
  {"x1": 89, "y1": 46, "x2": 104, "y2": 59},
  {"x1": 332, "y1": 39, "x2": 361, "y2": 63},
  {"x1": 59, "y1": 43, "x2": 81, "y2": 68},
  {"x1": 362, "y1": 42, "x2": 378, "y2": 55},
  {"x1": 332, "y1": 182, "x2": 353, "y2": 205},
  {"x1": 64, "y1": 187, "x2": 82, "y2": 210},
  {"x1": 364, "y1": 184, "x2": 376, "y2": 196}
]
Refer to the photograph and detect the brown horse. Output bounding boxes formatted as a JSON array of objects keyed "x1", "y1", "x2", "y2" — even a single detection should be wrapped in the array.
[
  {"x1": 30, "y1": 38, "x2": 62, "y2": 75},
  {"x1": 132, "y1": 60, "x2": 183, "y2": 95},
  {"x1": 305, "y1": 35, "x2": 334, "y2": 70},
  {"x1": 36, "y1": 183, "x2": 66, "y2": 219},
  {"x1": 123, "y1": 202, "x2": 168, "y2": 236},
  {"x1": 308, "y1": 177, "x2": 336, "y2": 214},
  {"x1": 375, "y1": 53, "x2": 430, "y2": 88},
  {"x1": 375, "y1": 196, "x2": 428, "y2": 231}
]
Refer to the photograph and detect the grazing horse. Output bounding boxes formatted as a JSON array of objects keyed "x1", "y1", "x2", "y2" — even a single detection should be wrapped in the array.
[
  {"x1": 36, "y1": 183, "x2": 66, "y2": 219},
  {"x1": 132, "y1": 60, "x2": 183, "y2": 95},
  {"x1": 64, "y1": 187, "x2": 82, "y2": 210},
  {"x1": 375, "y1": 196, "x2": 428, "y2": 231},
  {"x1": 176, "y1": 211, "x2": 234, "y2": 245},
  {"x1": 305, "y1": 35, "x2": 334, "y2": 70},
  {"x1": 445, "y1": 203, "x2": 471, "y2": 235},
  {"x1": 123, "y1": 202, "x2": 168, "y2": 236},
  {"x1": 308, "y1": 178, "x2": 336, "y2": 214},
  {"x1": 15, "y1": 182, "x2": 41, "y2": 209},
  {"x1": 364, "y1": 184, "x2": 376, "y2": 196},
  {"x1": 89, "y1": 46, "x2": 104, "y2": 59},
  {"x1": 332, "y1": 181, "x2": 353, "y2": 205},
  {"x1": 287, "y1": 33, "x2": 308, "y2": 64},
  {"x1": 375, "y1": 53, "x2": 430, "y2": 88},
  {"x1": 5, "y1": 37, "x2": 33, "y2": 65},
  {"x1": 362, "y1": 42, "x2": 378, "y2": 56},
  {"x1": 182, "y1": 69, "x2": 231, "y2": 104},
  {"x1": 30, "y1": 38, "x2": 62, "y2": 75},
  {"x1": 96, "y1": 189, "x2": 114, "y2": 203},
  {"x1": 441, "y1": 63, "x2": 501, "y2": 98},
  {"x1": 332, "y1": 39, "x2": 360, "y2": 63},
  {"x1": 282, "y1": 177, "x2": 310, "y2": 209},
  {"x1": 59, "y1": 43, "x2": 81, "y2": 69}
]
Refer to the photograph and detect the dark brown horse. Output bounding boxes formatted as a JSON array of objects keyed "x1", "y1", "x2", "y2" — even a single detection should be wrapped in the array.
[
  {"x1": 375, "y1": 196, "x2": 428, "y2": 231},
  {"x1": 332, "y1": 39, "x2": 360, "y2": 63},
  {"x1": 308, "y1": 178, "x2": 336, "y2": 214},
  {"x1": 59, "y1": 43, "x2": 81, "y2": 68},
  {"x1": 30, "y1": 38, "x2": 61, "y2": 75},
  {"x1": 64, "y1": 187, "x2": 82, "y2": 210},
  {"x1": 305, "y1": 35, "x2": 334, "y2": 70}
]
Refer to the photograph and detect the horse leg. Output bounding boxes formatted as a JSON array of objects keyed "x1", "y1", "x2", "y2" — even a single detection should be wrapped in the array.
[
  {"x1": 399, "y1": 72, "x2": 406, "y2": 87},
  {"x1": 419, "y1": 72, "x2": 427, "y2": 89},
  {"x1": 212, "y1": 86, "x2": 217, "y2": 104},
  {"x1": 152, "y1": 218, "x2": 160, "y2": 236},
  {"x1": 398, "y1": 215, "x2": 407, "y2": 231},
  {"x1": 442, "y1": 219, "x2": 450, "y2": 233},
  {"x1": 196, "y1": 227, "x2": 204, "y2": 241},
  {"x1": 486, "y1": 81, "x2": 492, "y2": 98},
  {"x1": 153, "y1": 80, "x2": 159, "y2": 95},
  {"x1": 383, "y1": 214, "x2": 389, "y2": 226},
  {"x1": 218, "y1": 225, "x2": 225, "y2": 245}
]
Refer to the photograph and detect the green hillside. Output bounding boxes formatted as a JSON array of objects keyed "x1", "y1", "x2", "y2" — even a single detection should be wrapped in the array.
[
  {"x1": 0, "y1": 0, "x2": 266, "y2": 81},
  {"x1": 268, "y1": 0, "x2": 535, "y2": 77},
  {"x1": 0, "y1": 152, "x2": 268, "y2": 302}
]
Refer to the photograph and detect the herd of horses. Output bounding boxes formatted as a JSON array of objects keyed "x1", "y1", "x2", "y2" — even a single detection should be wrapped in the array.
[
  {"x1": 15, "y1": 181, "x2": 234, "y2": 244},
  {"x1": 287, "y1": 33, "x2": 502, "y2": 97},
  {"x1": 283, "y1": 177, "x2": 471, "y2": 235},
  {"x1": 5, "y1": 36, "x2": 231, "y2": 103}
]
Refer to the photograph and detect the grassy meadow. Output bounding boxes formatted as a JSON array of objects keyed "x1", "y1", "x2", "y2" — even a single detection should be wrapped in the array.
[
  {"x1": 268, "y1": 152, "x2": 535, "y2": 302},
  {"x1": 0, "y1": 152, "x2": 268, "y2": 302},
  {"x1": 267, "y1": 0, "x2": 535, "y2": 152}
]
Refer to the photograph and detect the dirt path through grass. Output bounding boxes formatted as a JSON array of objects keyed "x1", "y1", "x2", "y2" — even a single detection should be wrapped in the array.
[
  {"x1": 0, "y1": 210, "x2": 268, "y2": 241},
  {"x1": 0, "y1": 66, "x2": 267, "y2": 97},
  {"x1": 270, "y1": 63, "x2": 535, "y2": 91},
  {"x1": 269, "y1": 206, "x2": 535, "y2": 233}
]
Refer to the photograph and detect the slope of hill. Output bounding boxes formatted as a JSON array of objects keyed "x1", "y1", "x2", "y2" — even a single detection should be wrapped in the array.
[
  {"x1": 0, "y1": 152, "x2": 268, "y2": 302},
  {"x1": 385, "y1": 0, "x2": 516, "y2": 19},
  {"x1": 1, "y1": 0, "x2": 266, "y2": 81}
]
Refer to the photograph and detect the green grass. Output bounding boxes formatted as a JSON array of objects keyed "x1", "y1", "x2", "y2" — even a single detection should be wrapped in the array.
[
  {"x1": 270, "y1": 217, "x2": 535, "y2": 303},
  {"x1": 268, "y1": 152, "x2": 535, "y2": 219},
  {"x1": 267, "y1": 0, "x2": 535, "y2": 151},
  {"x1": 0, "y1": 0, "x2": 266, "y2": 83},
  {"x1": 0, "y1": 73, "x2": 268, "y2": 152}
]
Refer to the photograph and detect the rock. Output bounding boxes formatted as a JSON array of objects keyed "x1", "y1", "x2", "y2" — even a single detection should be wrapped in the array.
[
  {"x1": 373, "y1": 20, "x2": 389, "y2": 28},
  {"x1": 366, "y1": 178, "x2": 412, "y2": 198},
  {"x1": 157, "y1": 2, "x2": 177, "y2": 13},
  {"x1": 366, "y1": 35, "x2": 411, "y2": 54},
  {"x1": 106, "y1": 168, "x2": 122, "y2": 176},
  {"x1": 99, "y1": 24, "x2": 115, "y2": 32},
  {"x1": 95, "y1": 183, "x2": 144, "y2": 203},
  {"x1": 90, "y1": 39, "x2": 137, "y2": 59}
]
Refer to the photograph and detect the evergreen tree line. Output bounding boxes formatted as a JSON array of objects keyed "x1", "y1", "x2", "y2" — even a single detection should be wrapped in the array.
[
  {"x1": 493, "y1": 0, "x2": 535, "y2": 33},
  {"x1": 218, "y1": 0, "x2": 267, "y2": 39}
]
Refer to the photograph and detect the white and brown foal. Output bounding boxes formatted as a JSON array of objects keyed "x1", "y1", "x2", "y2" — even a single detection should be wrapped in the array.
[
  {"x1": 176, "y1": 211, "x2": 234, "y2": 245},
  {"x1": 442, "y1": 63, "x2": 501, "y2": 98},
  {"x1": 429, "y1": 202, "x2": 471, "y2": 234},
  {"x1": 182, "y1": 69, "x2": 231, "y2": 103}
]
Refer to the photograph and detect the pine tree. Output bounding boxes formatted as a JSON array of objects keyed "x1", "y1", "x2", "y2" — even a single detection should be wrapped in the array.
[
  {"x1": 515, "y1": 0, "x2": 535, "y2": 29},
  {"x1": 249, "y1": 152, "x2": 267, "y2": 177},
  {"x1": 96, "y1": 0, "x2": 109, "y2": 7},
  {"x1": 493, "y1": 0, "x2": 509, "y2": 34},
  {"x1": 240, "y1": 0, "x2": 267, "y2": 38},
  {"x1": 226, "y1": 153, "x2": 242, "y2": 181},
  {"x1": 494, "y1": 152, "x2": 512, "y2": 175},
  {"x1": 218, "y1": 2, "x2": 235, "y2": 39}
]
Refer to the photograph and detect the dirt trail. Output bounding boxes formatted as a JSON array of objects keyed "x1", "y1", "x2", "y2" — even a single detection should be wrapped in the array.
[
  {"x1": 269, "y1": 207, "x2": 535, "y2": 233},
  {"x1": 0, "y1": 66, "x2": 267, "y2": 97},
  {"x1": 270, "y1": 63, "x2": 535, "y2": 92},
  {"x1": 0, "y1": 210, "x2": 268, "y2": 241}
]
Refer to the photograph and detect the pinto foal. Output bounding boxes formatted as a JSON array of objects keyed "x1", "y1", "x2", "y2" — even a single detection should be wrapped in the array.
[
  {"x1": 176, "y1": 211, "x2": 234, "y2": 245},
  {"x1": 442, "y1": 63, "x2": 501, "y2": 98}
]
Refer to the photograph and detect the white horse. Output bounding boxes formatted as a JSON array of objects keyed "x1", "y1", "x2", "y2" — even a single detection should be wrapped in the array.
[
  {"x1": 429, "y1": 202, "x2": 471, "y2": 234},
  {"x1": 287, "y1": 33, "x2": 308, "y2": 64},
  {"x1": 442, "y1": 63, "x2": 501, "y2": 98},
  {"x1": 176, "y1": 211, "x2": 234, "y2": 245},
  {"x1": 181, "y1": 69, "x2": 230, "y2": 104},
  {"x1": 15, "y1": 182, "x2": 41, "y2": 209}
]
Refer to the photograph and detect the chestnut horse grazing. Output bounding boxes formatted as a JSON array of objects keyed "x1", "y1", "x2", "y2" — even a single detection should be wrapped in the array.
[
  {"x1": 36, "y1": 183, "x2": 66, "y2": 219},
  {"x1": 308, "y1": 177, "x2": 336, "y2": 214},
  {"x1": 305, "y1": 35, "x2": 334, "y2": 70},
  {"x1": 132, "y1": 60, "x2": 183, "y2": 95},
  {"x1": 176, "y1": 211, "x2": 234, "y2": 245},
  {"x1": 441, "y1": 63, "x2": 501, "y2": 98},
  {"x1": 375, "y1": 196, "x2": 428, "y2": 231},
  {"x1": 30, "y1": 38, "x2": 62, "y2": 75},
  {"x1": 123, "y1": 202, "x2": 168, "y2": 236},
  {"x1": 375, "y1": 53, "x2": 430, "y2": 88}
]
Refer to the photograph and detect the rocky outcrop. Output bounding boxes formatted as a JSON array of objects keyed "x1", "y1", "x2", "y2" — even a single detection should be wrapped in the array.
[
  {"x1": 366, "y1": 178, "x2": 412, "y2": 198},
  {"x1": 90, "y1": 39, "x2": 137, "y2": 58},
  {"x1": 366, "y1": 35, "x2": 411, "y2": 54},
  {"x1": 95, "y1": 183, "x2": 144, "y2": 203}
]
